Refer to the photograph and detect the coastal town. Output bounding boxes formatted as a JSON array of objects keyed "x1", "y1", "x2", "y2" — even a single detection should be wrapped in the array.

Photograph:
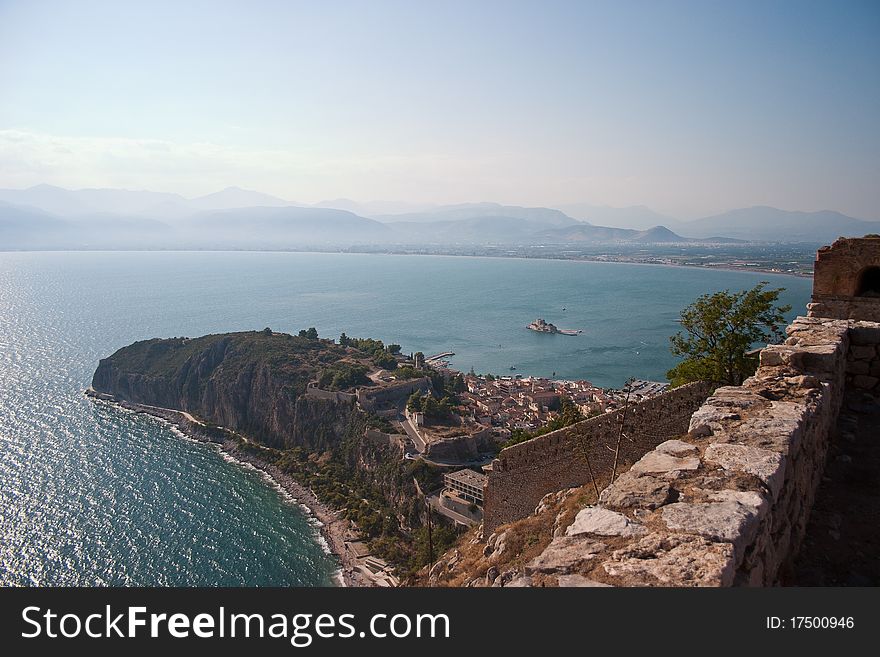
[{"x1": 313, "y1": 340, "x2": 671, "y2": 585}]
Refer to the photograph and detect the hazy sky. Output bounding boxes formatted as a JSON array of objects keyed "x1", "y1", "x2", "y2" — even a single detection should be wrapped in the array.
[{"x1": 1, "y1": 0, "x2": 878, "y2": 218}]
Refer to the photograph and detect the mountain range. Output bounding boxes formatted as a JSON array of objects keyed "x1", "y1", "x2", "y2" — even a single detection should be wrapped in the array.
[{"x1": 1, "y1": 184, "x2": 878, "y2": 250}]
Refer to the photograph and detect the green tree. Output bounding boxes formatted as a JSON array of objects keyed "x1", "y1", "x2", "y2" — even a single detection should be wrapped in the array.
[
  {"x1": 387, "y1": 343, "x2": 402, "y2": 354},
  {"x1": 667, "y1": 282, "x2": 791, "y2": 387},
  {"x1": 339, "y1": 332, "x2": 349, "y2": 346},
  {"x1": 407, "y1": 392, "x2": 424, "y2": 413},
  {"x1": 372, "y1": 350, "x2": 398, "y2": 369}
]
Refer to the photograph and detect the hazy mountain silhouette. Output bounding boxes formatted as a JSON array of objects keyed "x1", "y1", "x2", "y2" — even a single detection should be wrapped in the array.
[
  {"x1": 678, "y1": 206, "x2": 880, "y2": 242},
  {"x1": 313, "y1": 198, "x2": 436, "y2": 216},
  {"x1": 378, "y1": 202, "x2": 579, "y2": 227},
  {"x1": 186, "y1": 187, "x2": 296, "y2": 211},
  {"x1": 2, "y1": 185, "x2": 878, "y2": 249},
  {"x1": 178, "y1": 206, "x2": 391, "y2": 247},
  {"x1": 555, "y1": 203, "x2": 682, "y2": 231}
]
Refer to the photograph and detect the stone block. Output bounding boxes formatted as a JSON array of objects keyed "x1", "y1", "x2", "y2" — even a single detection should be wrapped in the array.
[
  {"x1": 704, "y1": 443, "x2": 786, "y2": 500},
  {"x1": 599, "y1": 471, "x2": 672, "y2": 510},
  {"x1": 847, "y1": 360, "x2": 870, "y2": 375},
  {"x1": 661, "y1": 490, "x2": 767, "y2": 565},
  {"x1": 565, "y1": 506, "x2": 647, "y2": 538},
  {"x1": 631, "y1": 450, "x2": 700, "y2": 475},
  {"x1": 602, "y1": 533, "x2": 735, "y2": 586},
  {"x1": 525, "y1": 536, "x2": 607, "y2": 575},
  {"x1": 850, "y1": 345, "x2": 877, "y2": 359},
  {"x1": 655, "y1": 439, "x2": 698, "y2": 456},
  {"x1": 852, "y1": 375, "x2": 879, "y2": 390},
  {"x1": 849, "y1": 326, "x2": 880, "y2": 345}
]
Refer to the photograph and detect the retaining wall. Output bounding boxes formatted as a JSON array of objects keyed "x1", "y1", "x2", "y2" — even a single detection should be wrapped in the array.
[{"x1": 482, "y1": 381, "x2": 711, "y2": 531}]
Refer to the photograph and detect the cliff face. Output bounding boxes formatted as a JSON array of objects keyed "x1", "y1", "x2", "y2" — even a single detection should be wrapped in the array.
[{"x1": 92, "y1": 332, "x2": 359, "y2": 451}]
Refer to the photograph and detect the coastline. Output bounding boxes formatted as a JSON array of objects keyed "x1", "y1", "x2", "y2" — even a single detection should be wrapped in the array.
[
  {"x1": 85, "y1": 389, "x2": 369, "y2": 587},
  {"x1": 1, "y1": 247, "x2": 812, "y2": 279}
]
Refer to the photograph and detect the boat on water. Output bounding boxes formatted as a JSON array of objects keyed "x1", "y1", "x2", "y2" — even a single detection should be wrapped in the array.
[{"x1": 526, "y1": 318, "x2": 582, "y2": 335}]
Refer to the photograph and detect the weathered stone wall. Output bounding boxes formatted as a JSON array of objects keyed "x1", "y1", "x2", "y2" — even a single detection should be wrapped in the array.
[
  {"x1": 304, "y1": 384, "x2": 357, "y2": 403},
  {"x1": 357, "y1": 377, "x2": 430, "y2": 411},
  {"x1": 483, "y1": 381, "x2": 711, "y2": 531},
  {"x1": 512, "y1": 317, "x2": 880, "y2": 587},
  {"x1": 845, "y1": 323, "x2": 880, "y2": 395}
]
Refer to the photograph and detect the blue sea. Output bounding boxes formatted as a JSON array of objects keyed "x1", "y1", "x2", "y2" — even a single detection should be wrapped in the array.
[{"x1": 0, "y1": 251, "x2": 811, "y2": 586}]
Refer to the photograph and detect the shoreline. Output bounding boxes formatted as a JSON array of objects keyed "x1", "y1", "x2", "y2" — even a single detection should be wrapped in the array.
[
  {"x1": 85, "y1": 389, "x2": 369, "y2": 587},
  {"x1": 2, "y1": 247, "x2": 812, "y2": 279}
]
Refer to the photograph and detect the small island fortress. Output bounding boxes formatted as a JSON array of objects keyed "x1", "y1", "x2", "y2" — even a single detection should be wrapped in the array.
[{"x1": 526, "y1": 318, "x2": 582, "y2": 335}]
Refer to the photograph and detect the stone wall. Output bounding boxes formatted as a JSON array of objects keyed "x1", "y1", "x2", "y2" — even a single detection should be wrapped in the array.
[
  {"x1": 357, "y1": 377, "x2": 431, "y2": 411},
  {"x1": 304, "y1": 384, "x2": 357, "y2": 403},
  {"x1": 482, "y1": 381, "x2": 711, "y2": 531},
  {"x1": 512, "y1": 317, "x2": 880, "y2": 587},
  {"x1": 845, "y1": 323, "x2": 880, "y2": 395}
]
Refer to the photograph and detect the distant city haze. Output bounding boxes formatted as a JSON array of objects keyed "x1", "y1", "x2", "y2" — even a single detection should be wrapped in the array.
[{"x1": 0, "y1": 1, "x2": 877, "y2": 220}]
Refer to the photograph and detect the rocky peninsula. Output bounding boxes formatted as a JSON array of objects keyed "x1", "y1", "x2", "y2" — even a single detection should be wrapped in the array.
[{"x1": 89, "y1": 328, "x2": 442, "y2": 586}]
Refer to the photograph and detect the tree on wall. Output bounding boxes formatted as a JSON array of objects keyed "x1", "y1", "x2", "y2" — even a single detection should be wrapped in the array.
[{"x1": 667, "y1": 282, "x2": 790, "y2": 387}]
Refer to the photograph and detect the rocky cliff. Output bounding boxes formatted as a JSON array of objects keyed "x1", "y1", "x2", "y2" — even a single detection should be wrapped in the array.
[{"x1": 92, "y1": 331, "x2": 360, "y2": 451}]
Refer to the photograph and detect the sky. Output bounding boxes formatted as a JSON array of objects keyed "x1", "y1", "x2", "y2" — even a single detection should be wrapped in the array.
[{"x1": 0, "y1": 0, "x2": 878, "y2": 219}]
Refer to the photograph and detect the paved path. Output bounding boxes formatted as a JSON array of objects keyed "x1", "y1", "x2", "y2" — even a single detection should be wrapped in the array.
[{"x1": 400, "y1": 417, "x2": 426, "y2": 453}]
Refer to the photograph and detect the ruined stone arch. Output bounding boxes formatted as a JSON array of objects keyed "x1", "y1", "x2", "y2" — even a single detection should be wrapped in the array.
[{"x1": 855, "y1": 266, "x2": 880, "y2": 297}]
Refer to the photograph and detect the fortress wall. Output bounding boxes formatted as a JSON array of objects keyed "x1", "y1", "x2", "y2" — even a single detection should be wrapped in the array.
[
  {"x1": 304, "y1": 385, "x2": 357, "y2": 403},
  {"x1": 357, "y1": 377, "x2": 430, "y2": 411},
  {"x1": 516, "y1": 317, "x2": 878, "y2": 587},
  {"x1": 482, "y1": 381, "x2": 711, "y2": 531}
]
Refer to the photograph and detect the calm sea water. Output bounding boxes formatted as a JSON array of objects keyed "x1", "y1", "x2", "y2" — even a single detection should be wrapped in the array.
[{"x1": 0, "y1": 251, "x2": 811, "y2": 586}]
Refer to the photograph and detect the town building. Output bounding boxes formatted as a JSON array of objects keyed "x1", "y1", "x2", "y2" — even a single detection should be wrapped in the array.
[{"x1": 443, "y1": 468, "x2": 487, "y2": 504}]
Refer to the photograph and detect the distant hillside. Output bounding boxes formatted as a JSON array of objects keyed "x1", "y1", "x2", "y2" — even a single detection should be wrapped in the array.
[
  {"x1": 0, "y1": 200, "x2": 71, "y2": 248},
  {"x1": 313, "y1": 198, "x2": 436, "y2": 217},
  {"x1": 377, "y1": 202, "x2": 579, "y2": 227},
  {"x1": 387, "y1": 215, "x2": 569, "y2": 244},
  {"x1": 180, "y1": 206, "x2": 392, "y2": 247},
  {"x1": 679, "y1": 206, "x2": 880, "y2": 242},
  {"x1": 536, "y1": 223, "x2": 690, "y2": 243},
  {"x1": 555, "y1": 203, "x2": 682, "y2": 231},
  {"x1": 0, "y1": 200, "x2": 389, "y2": 249},
  {"x1": 186, "y1": 186, "x2": 295, "y2": 211},
  {"x1": 0, "y1": 184, "x2": 299, "y2": 220}
]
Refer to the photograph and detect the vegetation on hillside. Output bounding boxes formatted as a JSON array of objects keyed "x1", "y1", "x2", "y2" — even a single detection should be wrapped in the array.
[
  {"x1": 317, "y1": 362, "x2": 371, "y2": 391},
  {"x1": 235, "y1": 423, "x2": 460, "y2": 577},
  {"x1": 339, "y1": 333, "x2": 400, "y2": 369}
]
